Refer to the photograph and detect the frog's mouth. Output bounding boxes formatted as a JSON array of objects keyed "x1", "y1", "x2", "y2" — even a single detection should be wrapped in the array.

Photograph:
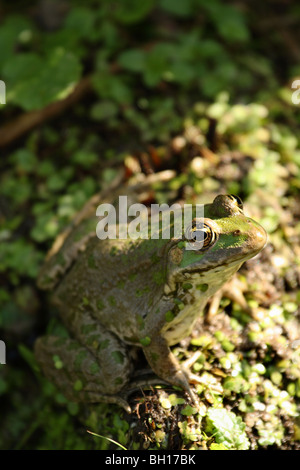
[
  {"x1": 184, "y1": 246, "x2": 266, "y2": 288},
  {"x1": 184, "y1": 242, "x2": 267, "y2": 275}
]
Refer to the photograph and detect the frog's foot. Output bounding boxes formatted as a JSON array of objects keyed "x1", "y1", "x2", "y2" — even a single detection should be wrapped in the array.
[
  {"x1": 142, "y1": 337, "x2": 200, "y2": 408},
  {"x1": 207, "y1": 276, "x2": 265, "y2": 321},
  {"x1": 34, "y1": 335, "x2": 132, "y2": 413},
  {"x1": 173, "y1": 368, "x2": 200, "y2": 407},
  {"x1": 122, "y1": 368, "x2": 200, "y2": 409},
  {"x1": 89, "y1": 394, "x2": 132, "y2": 413},
  {"x1": 127, "y1": 369, "x2": 170, "y2": 390},
  {"x1": 181, "y1": 351, "x2": 223, "y2": 394},
  {"x1": 74, "y1": 390, "x2": 131, "y2": 413}
]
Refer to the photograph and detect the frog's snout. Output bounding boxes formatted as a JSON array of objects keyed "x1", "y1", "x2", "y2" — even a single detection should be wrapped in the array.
[{"x1": 250, "y1": 222, "x2": 268, "y2": 253}]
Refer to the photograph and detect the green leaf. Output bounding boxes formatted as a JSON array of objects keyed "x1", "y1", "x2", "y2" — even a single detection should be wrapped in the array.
[
  {"x1": 64, "y1": 7, "x2": 96, "y2": 39},
  {"x1": 143, "y1": 48, "x2": 169, "y2": 87},
  {"x1": 210, "y1": 443, "x2": 229, "y2": 450},
  {"x1": 118, "y1": 49, "x2": 146, "y2": 72},
  {"x1": 180, "y1": 405, "x2": 198, "y2": 416},
  {"x1": 168, "y1": 61, "x2": 196, "y2": 85},
  {"x1": 196, "y1": 0, "x2": 249, "y2": 43},
  {"x1": 10, "y1": 149, "x2": 37, "y2": 173},
  {"x1": 71, "y1": 150, "x2": 99, "y2": 168},
  {"x1": 223, "y1": 375, "x2": 250, "y2": 393},
  {"x1": 90, "y1": 101, "x2": 118, "y2": 121},
  {"x1": 215, "y1": 7, "x2": 249, "y2": 43},
  {"x1": 4, "y1": 48, "x2": 82, "y2": 111},
  {"x1": 206, "y1": 408, "x2": 250, "y2": 450},
  {"x1": 0, "y1": 15, "x2": 33, "y2": 68},
  {"x1": 30, "y1": 213, "x2": 59, "y2": 242},
  {"x1": 18, "y1": 344, "x2": 39, "y2": 373},
  {"x1": 112, "y1": 0, "x2": 155, "y2": 24},
  {"x1": 159, "y1": 0, "x2": 193, "y2": 17},
  {"x1": 0, "y1": 240, "x2": 42, "y2": 277},
  {"x1": 92, "y1": 74, "x2": 132, "y2": 104}
]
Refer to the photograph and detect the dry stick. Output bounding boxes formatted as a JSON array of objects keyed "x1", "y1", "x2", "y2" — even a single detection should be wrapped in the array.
[{"x1": 0, "y1": 75, "x2": 92, "y2": 147}]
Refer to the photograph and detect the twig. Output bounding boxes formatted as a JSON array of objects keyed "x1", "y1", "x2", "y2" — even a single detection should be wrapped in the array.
[{"x1": 0, "y1": 76, "x2": 92, "y2": 147}]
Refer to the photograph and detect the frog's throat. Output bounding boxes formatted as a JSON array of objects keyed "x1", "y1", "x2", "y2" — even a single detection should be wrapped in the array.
[
  {"x1": 164, "y1": 259, "x2": 243, "y2": 297},
  {"x1": 161, "y1": 264, "x2": 241, "y2": 345}
]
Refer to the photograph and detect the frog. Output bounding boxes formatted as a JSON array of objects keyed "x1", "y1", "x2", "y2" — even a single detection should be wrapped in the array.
[{"x1": 35, "y1": 193, "x2": 267, "y2": 412}]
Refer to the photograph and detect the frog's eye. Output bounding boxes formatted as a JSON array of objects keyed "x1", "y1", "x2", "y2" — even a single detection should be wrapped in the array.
[
  {"x1": 228, "y1": 194, "x2": 243, "y2": 210},
  {"x1": 185, "y1": 219, "x2": 218, "y2": 251}
]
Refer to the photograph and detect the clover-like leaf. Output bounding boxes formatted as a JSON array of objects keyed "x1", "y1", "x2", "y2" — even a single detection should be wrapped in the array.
[{"x1": 206, "y1": 408, "x2": 250, "y2": 450}]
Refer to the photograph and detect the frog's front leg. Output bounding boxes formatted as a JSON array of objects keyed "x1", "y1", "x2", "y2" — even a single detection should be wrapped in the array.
[
  {"x1": 142, "y1": 334, "x2": 199, "y2": 406},
  {"x1": 34, "y1": 327, "x2": 132, "y2": 412}
]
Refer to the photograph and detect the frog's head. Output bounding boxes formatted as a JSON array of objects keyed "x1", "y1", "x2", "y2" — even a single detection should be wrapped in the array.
[{"x1": 165, "y1": 194, "x2": 267, "y2": 291}]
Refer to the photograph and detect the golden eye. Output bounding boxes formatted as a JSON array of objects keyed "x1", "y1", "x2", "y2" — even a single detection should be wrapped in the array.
[
  {"x1": 185, "y1": 219, "x2": 217, "y2": 251},
  {"x1": 228, "y1": 194, "x2": 243, "y2": 210}
]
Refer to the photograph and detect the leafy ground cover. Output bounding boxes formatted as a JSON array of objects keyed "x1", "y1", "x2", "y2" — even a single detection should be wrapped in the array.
[{"x1": 0, "y1": 0, "x2": 300, "y2": 450}]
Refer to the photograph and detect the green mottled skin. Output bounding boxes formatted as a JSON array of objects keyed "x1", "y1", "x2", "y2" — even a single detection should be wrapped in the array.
[{"x1": 35, "y1": 195, "x2": 267, "y2": 410}]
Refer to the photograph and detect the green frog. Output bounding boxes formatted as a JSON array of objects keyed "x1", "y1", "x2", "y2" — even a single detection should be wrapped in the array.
[{"x1": 35, "y1": 194, "x2": 267, "y2": 411}]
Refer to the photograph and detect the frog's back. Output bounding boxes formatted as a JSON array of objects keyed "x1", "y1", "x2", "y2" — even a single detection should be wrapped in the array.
[
  {"x1": 40, "y1": 218, "x2": 169, "y2": 343},
  {"x1": 67, "y1": 237, "x2": 168, "y2": 342},
  {"x1": 37, "y1": 216, "x2": 98, "y2": 291}
]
